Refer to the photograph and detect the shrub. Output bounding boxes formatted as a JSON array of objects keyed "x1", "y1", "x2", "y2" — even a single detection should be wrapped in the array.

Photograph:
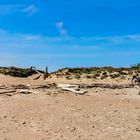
[
  {"x1": 94, "y1": 73, "x2": 100, "y2": 78},
  {"x1": 109, "y1": 74, "x2": 120, "y2": 78},
  {"x1": 101, "y1": 74, "x2": 108, "y2": 79},
  {"x1": 0, "y1": 67, "x2": 38, "y2": 77},
  {"x1": 75, "y1": 74, "x2": 81, "y2": 79},
  {"x1": 86, "y1": 75, "x2": 92, "y2": 79},
  {"x1": 66, "y1": 76, "x2": 72, "y2": 80}
]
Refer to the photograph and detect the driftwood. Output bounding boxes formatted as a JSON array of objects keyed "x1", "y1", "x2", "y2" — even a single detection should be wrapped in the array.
[
  {"x1": 19, "y1": 89, "x2": 33, "y2": 94},
  {"x1": 79, "y1": 83, "x2": 134, "y2": 89},
  {"x1": 0, "y1": 86, "x2": 7, "y2": 89},
  {"x1": 0, "y1": 90, "x2": 17, "y2": 96},
  {"x1": 0, "y1": 90, "x2": 16, "y2": 94},
  {"x1": 43, "y1": 66, "x2": 49, "y2": 80},
  {"x1": 58, "y1": 84, "x2": 79, "y2": 89},
  {"x1": 34, "y1": 83, "x2": 57, "y2": 89},
  {"x1": 11, "y1": 84, "x2": 29, "y2": 89},
  {"x1": 8, "y1": 83, "x2": 57, "y2": 90},
  {"x1": 62, "y1": 87, "x2": 87, "y2": 95},
  {"x1": 33, "y1": 75, "x2": 41, "y2": 80},
  {"x1": 58, "y1": 84, "x2": 87, "y2": 95}
]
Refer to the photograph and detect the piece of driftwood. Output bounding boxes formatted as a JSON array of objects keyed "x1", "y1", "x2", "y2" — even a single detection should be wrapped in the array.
[
  {"x1": 79, "y1": 83, "x2": 134, "y2": 89},
  {"x1": 58, "y1": 84, "x2": 79, "y2": 89},
  {"x1": 33, "y1": 75, "x2": 41, "y2": 80},
  {"x1": 0, "y1": 90, "x2": 17, "y2": 96},
  {"x1": 0, "y1": 87, "x2": 7, "y2": 89},
  {"x1": 58, "y1": 84, "x2": 87, "y2": 95},
  {"x1": 0, "y1": 90, "x2": 16, "y2": 94},
  {"x1": 62, "y1": 87, "x2": 87, "y2": 95},
  {"x1": 11, "y1": 84, "x2": 29, "y2": 89},
  {"x1": 34, "y1": 83, "x2": 57, "y2": 89},
  {"x1": 43, "y1": 66, "x2": 49, "y2": 80},
  {"x1": 19, "y1": 89, "x2": 33, "y2": 94}
]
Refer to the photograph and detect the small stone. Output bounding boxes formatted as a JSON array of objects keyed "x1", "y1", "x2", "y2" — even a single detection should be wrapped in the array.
[
  {"x1": 3, "y1": 115, "x2": 7, "y2": 118},
  {"x1": 71, "y1": 127, "x2": 76, "y2": 131},
  {"x1": 114, "y1": 110, "x2": 118, "y2": 113},
  {"x1": 22, "y1": 122, "x2": 26, "y2": 125}
]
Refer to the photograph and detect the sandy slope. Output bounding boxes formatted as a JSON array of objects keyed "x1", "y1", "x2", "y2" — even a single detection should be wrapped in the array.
[{"x1": 0, "y1": 74, "x2": 46, "y2": 85}]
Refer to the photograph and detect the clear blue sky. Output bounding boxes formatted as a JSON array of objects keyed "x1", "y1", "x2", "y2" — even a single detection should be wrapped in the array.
[{"x1": 0, "y1": 0, "x2": 140, "y2": 71}]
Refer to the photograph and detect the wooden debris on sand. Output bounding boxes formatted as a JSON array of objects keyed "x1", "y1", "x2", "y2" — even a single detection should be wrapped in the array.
[
  {"x1": 19, "y1": 89, "x2": 33, "y2": 94},
  {"x1": 58, "y1": 84, "x2": 79, "y2": 89},
  {"x1": 62, "y1": 87, "x2": 87, "y2": 95},
  {"x1": 79, "y1": 83, "x2": 134, "y2": 89},
  {"x1": 0, "y1": 90, "x2": 17, "y2": 96},
  {"x1": 11, "y1": 84, "x2": 29, "y2": 89},
  {"x1": 33, "y1": 75, "x2": 42, "y2": 80},
  {"x1": 58, "y1": 84, "x2": 88, "y2": 95}
]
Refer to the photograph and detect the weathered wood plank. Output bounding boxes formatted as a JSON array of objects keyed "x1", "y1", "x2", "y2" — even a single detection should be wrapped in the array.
[{"x1": 0, "y1": 90, "x2": 16, "y2": 94}]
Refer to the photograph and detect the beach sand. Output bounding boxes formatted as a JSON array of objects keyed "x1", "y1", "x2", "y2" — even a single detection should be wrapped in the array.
[{"x1": 0, "y1": 74, "x2": 140, "y2": 140}]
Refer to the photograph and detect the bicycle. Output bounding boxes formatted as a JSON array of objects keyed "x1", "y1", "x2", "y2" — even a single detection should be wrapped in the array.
[{"x1": 132, "y1": 75, "x2": 140, "y2": 85}]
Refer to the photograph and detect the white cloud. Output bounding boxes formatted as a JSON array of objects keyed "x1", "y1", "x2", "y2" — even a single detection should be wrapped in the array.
[
  {"x1": 55, "y1": 22, "x2": 63, "y2": 29},
  {"x1": 59, "y1": 29, "x2": 68, "y2": 36},
  {"x1": 127, "y1": 34, "x2": 140, "y2": 41},
  {"x1": 1, "y1": 28, "x2": 140, "y2": 52},
  {"x1": 55, "y1": 21, "x2": 68, "y2": 37},
  {"x1": 23, "y1": 35, "x2": 41, "y2": 41},
  {"x1": 0, "y1": 4, "x2": 39, "y2": 16},
  {"x1": 78, "y1": 34, "x2": 140, "y2": 45},
  {"x1": 23, "y1": 5, "x2": 39, "y2": 16}
]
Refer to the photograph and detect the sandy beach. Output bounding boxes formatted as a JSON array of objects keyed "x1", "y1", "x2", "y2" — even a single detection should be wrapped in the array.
[{"x1": 0, "y1": 73, "x2": 139, "y2": 140}]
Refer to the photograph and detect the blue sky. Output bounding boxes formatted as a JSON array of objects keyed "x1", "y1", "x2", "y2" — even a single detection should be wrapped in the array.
[{"x1": 0, "y1": 0, "x2": 140, "y2": 71}]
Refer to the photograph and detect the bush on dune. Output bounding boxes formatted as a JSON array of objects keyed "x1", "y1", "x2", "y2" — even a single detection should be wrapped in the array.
[{"x1": 0, "y1": 66, "x2": 38, "y2": 77}]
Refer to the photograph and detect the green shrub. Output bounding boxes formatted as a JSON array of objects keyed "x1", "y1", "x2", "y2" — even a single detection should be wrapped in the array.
[
  {"x1": 0, "y1": 67, "x2": 38, "y2": 77},
  {"x1": 94, "y1": 73, "x2": 100, "y2": 78},
  {"x1": 101, "y1": 74, "x2": 108, "y2": 79},
  {"x1": 75, "y1": 74, "x2": 81, "y2": 79},
  {"x1": 86, "y1": 75, "x2": 92, "y2": 79},
  {"x1": 109, "y1": 74, "x2": 120, "y2": 78},
  {"x1": 66, "y1": 76, "x2": 72, "y2": 80}
]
